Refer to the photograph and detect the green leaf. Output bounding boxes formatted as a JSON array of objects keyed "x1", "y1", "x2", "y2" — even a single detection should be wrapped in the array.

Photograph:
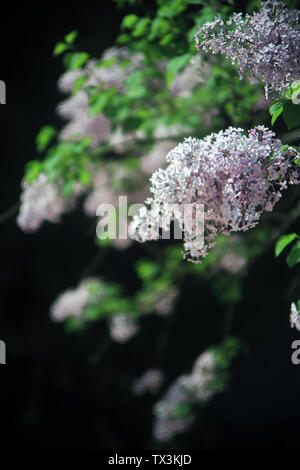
[
  {"x1": 36, "y1": 126, "x2": 56, "y2": 152},
  {"x1": 269, "y1": 100, "x2": 283, "y2": 125},
  {"x1": 95, "y1": 236, "x2": 112, "y2": 248},
  {"x1": 79, "y1": 136, "x2": 93, "y2": 147},
  {"x1": 136, "y1": 260, "x2": 159, "y2": 281},
  {"x1": 79, "y1": 169, "x2": 91, "y2": 185},
  {"x1": 25, "y1": 160, "x2": 42, "y2": 183},
  {"x1": 159, "y1": 33, "x2": 174, "y2": 46},
  {"x1": 148, "y1": 17, "x2": 169, "y2": 41},
  {"x1": 97, "y1": 57, "x2": 117, "y2": 68},
  {"x1": 172, "y1": 402, "x2": 192, "y2": 419},
  {"x1": 287, "y1": 240, "x2": 300, "y2": 267},
  {"x1": 62, "y1": 181, "x2": 74, "y2": 198},
  {"x1": 83, "y1": 304, "x2": 103, "y2": 321},
  {"x1": 117, "y1": 33, "x2": 131, "y2": 44},
  {"x1": 88, "y1": 87, "x2": 116, "y2": 116},
  {"x1": 158, "y1": 0, "x2": 189, "y2": 18},
  {"x1": 53, "y1": 42, "x2": 69, "y2": 56},
  {"x1": 72, "y1": 75, "x2": 88, "y2": 94},
  {"x1": 65, "y1": 316, "x2": 83, "y2": 332},
  {"x1": 63, "y1": 52, "x2": 90, "y2": 70},
  {"x1": 271, "y1": 109, "x2": 283, "y2": 125},
  {"x1": 127, "y1": 85, "x2": 148, "y2": 99},
  {"x1": 121, "y1": 14, "x2": 139, "y2": 29},
  {"x1": 125, "y1": 70, "x2": 144, "y2": 88},
  {"x1": 132, "y1": 18, "x2": 151, "y2": 37},
  {"x1": 275, "y1": 233, "x2": 299, "y2": 257},
  {"x1": 283, "y1": 101, "x2": 300, "y2": 131},
  {"x1": 64, "y1": 30, "x2": 78, "y2": 44},
  {"x1": 166, "y1": 53, "x2": 190, "y2": 87}
]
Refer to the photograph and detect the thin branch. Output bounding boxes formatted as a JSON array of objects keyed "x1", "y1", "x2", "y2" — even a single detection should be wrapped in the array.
[{"x1": 0, "y1": 202, "x2": 19, "y2": 224}]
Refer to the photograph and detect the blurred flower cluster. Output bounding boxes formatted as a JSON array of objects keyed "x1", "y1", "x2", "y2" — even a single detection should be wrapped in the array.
[{"x1": 153, "y1": 339, "x2": 240, "y2": 442}]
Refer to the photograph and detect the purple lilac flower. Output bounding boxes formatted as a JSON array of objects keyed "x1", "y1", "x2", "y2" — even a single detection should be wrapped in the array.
[
  {"x1": 129, "y1": 126, "x2": 300, "y2": 262},
  {"x1": 195, "y1": 1, "x2": 300, "y2": 96}
]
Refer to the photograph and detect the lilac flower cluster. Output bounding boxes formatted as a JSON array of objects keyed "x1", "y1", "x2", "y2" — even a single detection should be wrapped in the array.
[
  {"x1": 169, "y1": 55, "x2": 210, "y2": 98},
  {"x1": 132, "y1": 369, "x2": 164, "y2": 396},
  {"x1": 57, "y1": 48, "x2": 142, "y2": 147},
  {"x1": 57, "y1": 48, "x2": 203, "y2": 149},
  {"x1": 50, "y1": 277, "x2": 103, "y2": 322},
  {"x1": 108, "y1": 314, "x2": 139, "y2": 343},
  {"x1": 195, "y1": 1, "x2": 300, "y2": 95},
  {"x1": 130, "y1": 126, "x2": 300, "y2": 262},
  {"x1": 137, "y1": 285, "x2": 178, "y2": 316},
  {"x1": 153, "y1": 351, "x2": 217, "y2": 442},
  {"x1": 51, "y1": 277, "x2": 139, "y2": 342},
  {"x1": 17, "y1": 173, "x2": 82, "y2": 232}
]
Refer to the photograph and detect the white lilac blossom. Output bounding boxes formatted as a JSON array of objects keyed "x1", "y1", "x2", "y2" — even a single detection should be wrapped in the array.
[
  {"x1": 129, "y1": 126, "x2": 300, "y2": 262},
  {"x1": 58, "y1": 47, "x2": 142, "y2": 95},
  {"x1": 153, "y1": 351, "x2": 217, "y2": 442},
  {"x1": 218, "y1": 251, "x2": 247, "y2": 275},
  {"x1": 155, "y1": 287, "x2": 178, "y2": 316},
  {"x1": 51, "y1": 278, "x2": 139, "y2": 343},
  {"x1": 195, "y1": 1, "x2": 300, "y2": 96},
  {"x1": 57, "y1": 48, "x2": 142, "y2": 147},
  {"x1": 50, "y1": 277, "x2": 103, "y2": 322},
  {"x1": 132, "y1": 369, "x2": 164, "y2": 396},
  {"x1": 170, "y1": 55, "x2": 210, "y2": 98},
  {"x1": 108, "y1": 314, "x2": 139, "y2": 343},
  {"x1": 17, "y1": 173, "x2": 81, "y2": 232},
  {"x1": 57, "y1": 49, "x2": 210, "y2": 149},
  {"x1": 290, "y1": 302, "x2": 300, "y2": 331},
  {"x1": 57, "y1": 68, "x2": 111, "y2": 148}
]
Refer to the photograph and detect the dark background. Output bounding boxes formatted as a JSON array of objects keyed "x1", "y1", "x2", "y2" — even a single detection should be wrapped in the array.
[{"x1": 1, "y1": 0, "x2": 300, "y2": 450}]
